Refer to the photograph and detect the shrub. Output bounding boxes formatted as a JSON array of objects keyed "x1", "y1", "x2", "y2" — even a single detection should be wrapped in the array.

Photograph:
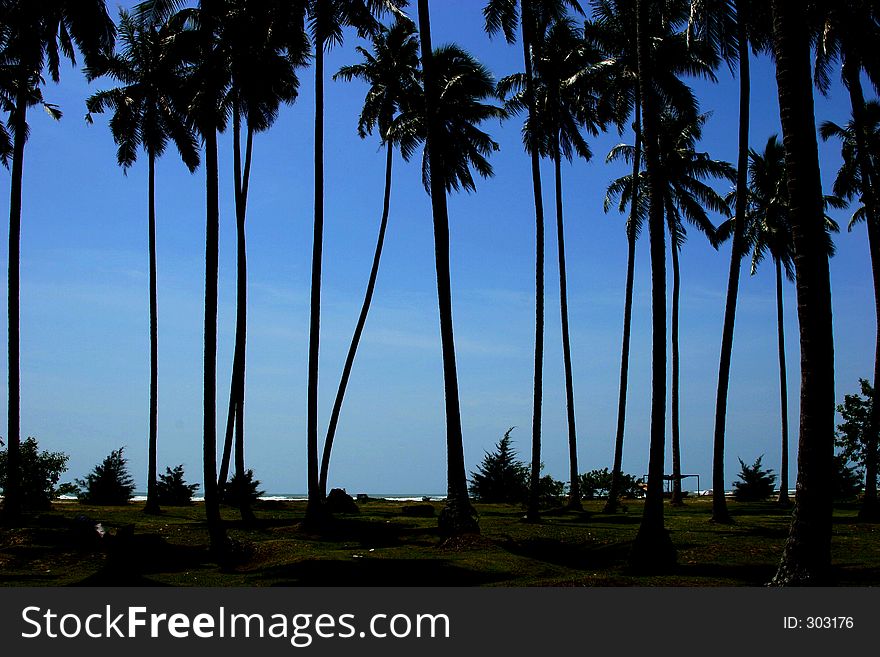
[
  {"x1": 76, "y1": 447, "x2": 136, "y2": 505},
  {"x1": 732, "y1": 455, "x2": 777, "y2": 502},
  {"x1": 0, "y1": 436, "x2": 69, "y2": 510},
  {"x1": 468, "y1": 428, "x2": 529, "y2": 503},
  {"x1": 832, "y1": 452, "x2": 863, "y2": 501},
  {"x1": 221, "y1": 469, "x2": 264, "y2": 507},
  {"x1": 578, "y1": 468, "x2": 645, "y2": 500},
  {"x1": 156, "y1": 464, "x2": 199, "y2": 506}
]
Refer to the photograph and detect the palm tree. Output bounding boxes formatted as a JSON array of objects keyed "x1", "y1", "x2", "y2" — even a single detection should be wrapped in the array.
[
  {"x1": 318, "y1": 18, "x2": 421, "y2": 500},
  {"x1": 768, "y1": 0, "x2": 836, "y2": 586},
  {"x1": 483, "y1": 0, "x2": 583, "y2": 522},
  {"x1": 814, "y1": 2, "x2": 880, "y2": 522},
  {"x1": 303, "y1": 0, "x2": 408, "y2": 527},
  {"x1": 416, "y1": 0, "x2": 504, "y2": 535},
  {"x1": 821, "y1": 103, "x2": 880, "y2": 518},
  {"x1": 0, "y1": 0, "x2": 114, "y2": 524},
  {"x1": 628, "y1": 0, "x2": 676, "y2": 571},
  {"x1": 84, "y1": 9, "x2": 200, "y2": 516},
  {"x1": 215, "y1": 0, "x2": 308, "y2": 524},
  {"x1": 608, "y1": 109, "x2": 733, "y2": 506},
  {"x1": 687, "y1": 0, "x2": 773, "y2": 524}
]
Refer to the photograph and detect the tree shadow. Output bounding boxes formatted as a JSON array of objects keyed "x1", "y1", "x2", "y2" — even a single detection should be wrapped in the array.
[
  {"x1": 675, "y1": 561, "x2": 777, "y2": 585},
  {"x1": 295, "y1": 517, "x2": 439, "y2": 548},
  {"x1": 501, "y1": 536, "x2": 630, "y2": 570}
]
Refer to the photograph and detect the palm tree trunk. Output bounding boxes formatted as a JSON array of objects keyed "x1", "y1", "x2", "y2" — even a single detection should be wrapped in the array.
[
  {"x1": 842, "y1": 59, "x2": 880, "y2": 521},
  {"x1": 630, "y1": 0, "x2": 676, "y2": 571},
  {"x1": 711, "y1": 2, "x2": 750, "y2": 523},
  {"x1": 144, "y1": 151, "x2": 161, "y2": 515},
  {"x1": 605, "y1": 94, "x2": 641, "y2": 515},
  {"x1": 418, "y1": 0, "x2": 478, "y2": 536},
  {"x1": 203, "y1": 126, "x2": 226, "y2": 554},
  {"x1": 670, "y1": 236, "x2": 683, "y2": 506},
  {"x1": 521, "y1": 4, "x2": 545, "y2": 524},
  {"x1": 553, "y1": 150, "x2": 581, "y2": 510},
  {"x1": 305, "y1": 41, "x2": 326, "y2": 527},
  {"x1": 775, "y1": 258, "x2": 790, "y2": 506},
  {"x1": 319, "y1": 144, "x2": 394, "y2": 499},
  {"x1": 2, "y1": 94, "x2": 26, "y2": 524},
  {"x1": 769, "y1": 0, "x2": 835, "y2": 586}
]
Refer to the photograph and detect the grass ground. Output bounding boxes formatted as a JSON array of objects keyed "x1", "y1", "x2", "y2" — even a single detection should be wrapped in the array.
[{"x1": 1, "y1": 498, "x2": 877, "y2": 586}]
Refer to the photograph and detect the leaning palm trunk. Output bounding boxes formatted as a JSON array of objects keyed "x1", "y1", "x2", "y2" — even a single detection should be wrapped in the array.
[
  {"x1": 418, "y1": 0, "x2": 478, "y2": 536},
  {"x1": 711, "y1": 0, "x2": 751, "y2": 527},
  {"x1": 305, "y1": 43, "x2": 326, "y2": 527},
  {"x1": 605, "y1": 94, "x2": 641, "y2": 514},
  {"x1": 3, "y1": 94, "x2": 27, "y2": 524},
  {"x1": 670, "y1": 233, "x2": 683, "y2": 506},
  {"x1": 144, "y1": 152, "x2": 161, "y2": 515},
  {"x1": 553, "y1": 148, "x2": 581, "y2": 509},
  {"x1": 774, "y1": 258, "x2": 790, "y2": 506},
  {"x1": 319, "y1": 144, "x2": 395, "y2": 499},
  {"x1": 630, "y1": 0, "x2": 675, "y2": 571},
  {"x1": 842, "y1": 60, "x2": 880, "y2": 521},
  {"x1": 769, "y1": 0, "x2": 835, "y2": 586}
]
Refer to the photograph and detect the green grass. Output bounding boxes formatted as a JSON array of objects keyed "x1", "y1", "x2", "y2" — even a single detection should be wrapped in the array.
[{"x1": 1, "y1": 498, "x2": 878, "y2": 586}]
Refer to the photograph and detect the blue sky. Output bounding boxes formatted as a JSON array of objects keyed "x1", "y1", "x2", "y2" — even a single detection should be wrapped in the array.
[{"x1": 0, "y1": 0, "x2": 872, "y2": 495}]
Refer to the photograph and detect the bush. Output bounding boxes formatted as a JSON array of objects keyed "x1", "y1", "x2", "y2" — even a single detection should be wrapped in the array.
[
  {"x1": 578, "y1": 468, "x2": 645, "y2": 500},
  {"x1": 156, "y1": 464, "x2": 199, "y2": 506},
  {"x1": 536, "y1": 474, "x2": 567, "y2": 507},
  {"x1": 832, "y1": 452, "x2": 863, "y2": 501},
  {"x1": 468, "y1": 428, "x2": 529, "y2": 503},
  {"x1": 76, "y1": 447, "x2": 136, "y2": 505},
  {"x1": 732, "y1": 455, "x2": 777, "y2": 502},
  {"x1": 0, "y1": 436, "x2": 69, "y2": 510},
  {"x1": 221, "y1": 469, "x2": 264, "y2": 507}
]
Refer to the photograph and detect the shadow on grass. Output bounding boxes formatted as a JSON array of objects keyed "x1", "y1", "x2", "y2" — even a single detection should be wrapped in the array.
[
  {"x1": 259, "y1": 558, "x2": 510, "y2": 586},
  {"x1": 501, "y1": 536, "x2": 631, "y2": 571},
  {"x1": 296, "y1": 517, "x2": 439, "y2": 548},
  {"x1": 675, "y1": 561, "x2": 776, "y2": 585}
]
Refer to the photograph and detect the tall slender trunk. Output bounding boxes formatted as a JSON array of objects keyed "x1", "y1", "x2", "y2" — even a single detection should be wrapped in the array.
[
  {"x1": 319, "y1": 144, "x2": 394, "y2": 499},
  {"x1": 203, "y1": 126, "x2": 225, "y2": 554},
  {"x1": 712, "y1": 3, "x2": 750, "y2": 523},
  {"x1": 842, "y1": 59, "x2": 880, "y2": 521},
  {"x1": 605, "y1": 94, "x2": 641, "y2": 514},
  {"x1": 144, "y1": 151, "x2": 161, "y2": 515},
  {"x1": 775, "y1": 258, "x2": 790, "y2": 506},
  {"x1": 670, "y1": 232, "x2": 683, "y2": 506},
  {"x1": 520, "y1": 5, "x2": 545, "y2": 523},
  {"x1": 418, "y1": 0, "x2": 478, "y2": 536},
  {"x1": 305, "y1": 42, "x2": 326, "y2": 527},
  {"x1": 769, "y1": 0, "x2": 835, "y2": 586},
  {"x1": 553, "y1": 149, "x2": 581, "y2": 509},
  {"x1": 2, "y1": 94, "x2": 26, "y2": 524},
  {"x1": 630, "y1": 0, "x2": 675, "y2": 571}
]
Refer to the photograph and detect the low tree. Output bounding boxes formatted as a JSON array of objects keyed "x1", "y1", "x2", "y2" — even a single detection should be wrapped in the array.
[
  {"x1": 732, "y1": 455, "x2": 776, "y2": 502},
  {"x1": 221, "y1": 469, "x2": 264, "y2": 509},
  {"x1": 0, "y1": 437, "x2": 69, "y2": 510},
  {"x1": 578, "y1": 468, "x2": 644, "y2": 501},
  {"x1": 468, "y1": 428, "x2": 529, "y2": 504},
  {"x1": 76, "y1": 448, "x2": 136, "y2": 505},
  {"x1": 156, "y1": 464, "x2": 199, "y2": 506},
  {"x1": 836, "y1": 379, "x2": 879, "y2": 481},
  {"x1": 832, "y1": 452, "x2": 862, "y2": 502}
]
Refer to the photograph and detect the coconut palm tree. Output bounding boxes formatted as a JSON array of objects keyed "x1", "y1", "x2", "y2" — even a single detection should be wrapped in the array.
[
  {"x1": 821, "y1": 104, "x2": 880, "y2": 518},
  {"x1": 768, "y1": 0, "x2": 836, "y2": 586},
  {"x1": 215, "y1": 0, "x2": 308, "y2": 525},
  {"x1": 608, "y1": 109, "x2": 733, "y2": 506},
  {"x1": 303, "y1": 0, "x2": 408, "y2": 527},
  {"x1": 416, "y1": 0, "x2": 504, "y2": 535},
  {"x1": 498, "y1": 15, "x2": 608, "y2": 510},
  {"x1": 318, "y1": 18, "x2": 421, "y2": 500},
  {"x1": 0, "y1": 0, "x2": 114, "y2": 525},
  {"x1": 814, "y1": 2, "x2": 880, "y2": 522},
  {"x1": 483, "y1": 0, "x2": 583, "y2": 522},
  {"x1": 84, "y1": 9, "x2": 200, "y2": 516},
  {"x1": 686, "y1": 0, "x2": 773, "y2": 524}
]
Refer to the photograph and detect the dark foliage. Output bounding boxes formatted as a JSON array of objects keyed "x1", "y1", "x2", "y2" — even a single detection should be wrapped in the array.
[
  {"x1": 578, "y1": 468, "x2": 645, "y2": 500},
  {"x1": 0, "y1": 437, "x2": 69, "y2": 510},
  {"x1": 836, "y1": 379, "x2": 879, "y2": 487},
  {"x1": 156, "y1": 465, "x2": 199, "y2": 506},
  {"x1": 732, "y1": 455, "x2": 777, "y2": 502},
  {"x1": 76, "y1": 448, "x2": 136, "y2": 505},
  {"x1": 221, "y1": 469, "x2": 264, "y2": 508},
  {"x1": 325, "y1": 488, "x2": 359, "y2": 514},
  {"x1": 468, "y1": 428, "x2": 529, "y2": 503},
  {"x1": 832, "y1": 452, "x2": 863, "y2": 501}
]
